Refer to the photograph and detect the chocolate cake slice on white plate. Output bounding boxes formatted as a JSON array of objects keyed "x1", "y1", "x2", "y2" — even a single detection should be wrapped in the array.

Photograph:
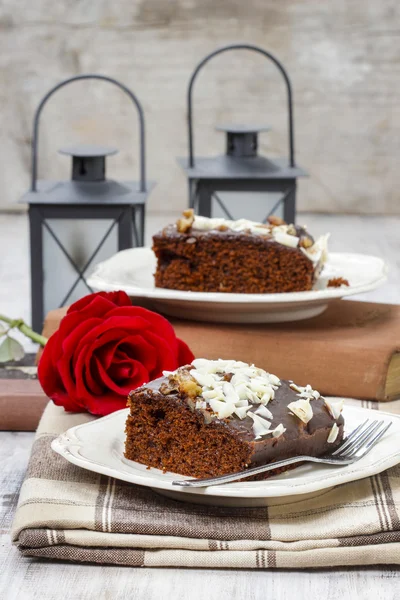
[{"x1": 125, "y1": 359, "x2": 344, "y2": 479}]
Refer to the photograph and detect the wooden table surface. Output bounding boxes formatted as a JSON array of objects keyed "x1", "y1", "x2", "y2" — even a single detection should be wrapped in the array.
[{"x1": 1, "y1": 214, "x2": 400, "y2": 599}]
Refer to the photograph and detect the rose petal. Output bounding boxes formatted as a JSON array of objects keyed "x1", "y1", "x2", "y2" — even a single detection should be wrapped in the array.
[
  {"x1": 67, "y1": 291, "x2": 131, "y2": 315},
  {"x1": 94, "y1": 355, "x2": 149, "y2": 395},
  {"x1": 38, "y1": 334, "x2": 65, "y2": 397},
  {"x1": 107, "y1": 307, "x2": 180, "y2": 347},
  {"x1": 83, "y1": 391, "x2": 128, "y2": 416}
]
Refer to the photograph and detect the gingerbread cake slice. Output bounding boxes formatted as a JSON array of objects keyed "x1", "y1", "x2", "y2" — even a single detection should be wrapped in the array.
[
  {"x1": 125, "y1": 359, "x2": 344, "y2": 479},
  {"x1": 152, "y1": 211, "x2": 329, "y2": 294}
]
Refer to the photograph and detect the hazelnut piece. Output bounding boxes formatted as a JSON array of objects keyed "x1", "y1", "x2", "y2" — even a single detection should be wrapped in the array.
[
  {"x1": 299, "y1": 235, "x2": 314, "y2": 249},
  {"x1": 177, "y1": 209, "x2": 195, "y2": 233},
  {"x1": 267, "y1": 215, "x2": 286, "y2": 226}
]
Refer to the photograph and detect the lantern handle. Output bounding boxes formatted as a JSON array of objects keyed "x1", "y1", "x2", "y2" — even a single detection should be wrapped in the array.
[
  {"x1": 187, "y1": 44, "x2": 295, "y2": 168},
  {"x1": 30, "y1": 74, "x2": 146, "y2": 192}
]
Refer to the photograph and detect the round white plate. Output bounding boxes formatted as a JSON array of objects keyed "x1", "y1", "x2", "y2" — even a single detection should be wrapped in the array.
[
  {"x1": 52, "y1": 405, "x2": 400, "y2": 507},
  {"x1": 87, "y1": 248, "x2": 387, "y2": 323}
]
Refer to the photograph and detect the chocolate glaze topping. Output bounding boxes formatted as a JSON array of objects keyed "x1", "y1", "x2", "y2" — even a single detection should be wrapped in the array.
[
  {"x1": 156, "y1": 223, "x2": 314, "y2": 251},
  {"x1": 132, "y1": 373, "x2": 344, "y2": 468}
]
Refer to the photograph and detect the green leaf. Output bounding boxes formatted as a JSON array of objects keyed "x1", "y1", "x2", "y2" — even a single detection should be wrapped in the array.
[
  {"x1": 0, "y1": 336, "x2": 25, "y2": 363},
  {"x1": 0, "y1": 322, "x2": 6, "y2": 336}
]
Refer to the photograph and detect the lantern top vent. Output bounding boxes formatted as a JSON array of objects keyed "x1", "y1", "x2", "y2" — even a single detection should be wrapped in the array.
[
  {"x1": 215, "y1": 124, "x2": 270, "y2": 159},
  {"x1": 58, "y1": 144, "x2": 119, "y2": 183}
]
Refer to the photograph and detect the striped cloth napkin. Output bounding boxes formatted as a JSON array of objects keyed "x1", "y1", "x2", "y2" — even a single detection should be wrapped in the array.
[{"x1": 12, "y1": 399, "x2": 400, "y2": 568}]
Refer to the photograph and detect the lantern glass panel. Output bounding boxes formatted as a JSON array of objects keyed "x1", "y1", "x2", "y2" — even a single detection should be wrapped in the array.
[
  {"x1": 210, "y1": 191, "x2": 284, "y2": 223},
  {"x1": 43, "y1": 218, "x2": 118, "y2": 314}
]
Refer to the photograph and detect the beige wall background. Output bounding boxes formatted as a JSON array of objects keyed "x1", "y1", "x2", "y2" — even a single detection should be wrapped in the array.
[{"x1": 0, "y1": 0, "x2": 399, "y2": 215}]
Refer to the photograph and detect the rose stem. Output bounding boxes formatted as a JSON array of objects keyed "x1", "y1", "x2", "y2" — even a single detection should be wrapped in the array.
[{"x1": 0, "y1": 315, "x2": 48, "y2": 347}]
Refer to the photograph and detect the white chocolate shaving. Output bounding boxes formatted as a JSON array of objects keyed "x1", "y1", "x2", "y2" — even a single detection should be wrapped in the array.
[
  {"x1": 248, "y1": 413, "x2": 286, "y2": 440},
  {"x1": 289, "y1": 382, "x2": 302, "y2": 393},
  {"x1": 190, "y1": 216, "x2": 327, "y2": 262},
  {"x1": 234, "y1": 405, "x2": 251, "y2": 420},
  {"x1": 195, "y1": 400, "x2": 207, "y2": 410},
  {"x1": 272, "y1": 423, "x2": 286, "y2": 438},
  {"x1": 254, "y1": 405, "x2": 273, "y2": 420},
  {"x1": 165, "y1": 360, "x2": 341, "y2": 441},
  {"x1": 272, "y1": 232, "x2": 300, "y2": 248},
  {"x1": 209, "y1": 399, "x2": 236, "y2": 419},
  {"x1": 189, "y1": 360, "x2": 281, "y2": 413},
  {"x1": 327, "y1": 423, "x2": 339, "y2": 443},
  {"x1": 287, "y1": 398, "x2": 313, "y2": 424},
  {"x1": 251, "y1": 226, "x2": 271, "y2": 236},
  {"x1": 300, "y1": 233, "x2": 330, "y2": 265},
  {"x1": 248, "y1": 412, "x2": 273, "y2": 439},
  {"x1": 324, "y1": 398, "x2": 344, "y2": 420},
  {"x1": 223, "y1": 382, "x2": 240, "y2": 404},
  {"x1": 290, "y1": 382, "x2": 321, "y2": 401},
  {"x1": 190, "y1": 370, "x2": 217, "y2": 388},
  {"x1": 201, "y1": 389, "x2": 223, "y2": 400}
]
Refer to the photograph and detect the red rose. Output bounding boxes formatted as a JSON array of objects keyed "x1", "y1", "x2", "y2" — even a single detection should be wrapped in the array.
[{"x1": 38, "y1": 291, "x2": 194, "y2": 416}]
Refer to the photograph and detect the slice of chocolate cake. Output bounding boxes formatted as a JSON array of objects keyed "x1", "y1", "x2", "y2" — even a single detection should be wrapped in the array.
[
  {"x1": 125, "y1": 359, "x2": 344, "y2": 479},
  {"x1": 152, "y1": 210, "x2": 329, "y2": 294}
]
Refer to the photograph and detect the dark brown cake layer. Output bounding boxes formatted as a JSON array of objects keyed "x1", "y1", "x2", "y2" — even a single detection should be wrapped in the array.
[
  {"x1": 125, "y1": 374, "x2": 344, "y2": 479},
  {"x1": 153, "y1": 225, "x2": 316, "y2": 294}
]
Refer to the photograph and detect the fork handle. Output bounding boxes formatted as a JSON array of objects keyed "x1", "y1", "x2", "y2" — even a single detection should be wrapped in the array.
[{"x1": 172, "y1": 455, "x2": 314, "y2": 488}]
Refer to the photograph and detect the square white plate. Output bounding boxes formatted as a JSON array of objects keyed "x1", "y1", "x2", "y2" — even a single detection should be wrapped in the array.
[{"x1": 52, "y1": 405, "x2": 400, "y2": 507}]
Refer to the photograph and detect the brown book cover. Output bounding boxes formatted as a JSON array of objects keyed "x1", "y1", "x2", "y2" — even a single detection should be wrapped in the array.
[
  {"x1": 0, "y1": 355, "x2": 48, "y2": 431},
  {"x1": 41, "y1": 300, "x2": 400, "y2": 403}
]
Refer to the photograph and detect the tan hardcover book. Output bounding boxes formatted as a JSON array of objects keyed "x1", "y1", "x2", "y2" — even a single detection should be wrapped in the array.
[
  {"x1": 6, "y1": 299, "x2": 399, "y2": 431},
  {"x1": 41, "y1": 300, "x2": 400, "y2": 403}
]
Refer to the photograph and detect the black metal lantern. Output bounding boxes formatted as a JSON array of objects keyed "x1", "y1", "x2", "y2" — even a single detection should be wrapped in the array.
[
  {"x1": 178, "y1": 44, "x2": 307, "y2": 224},
  {"x1": 21, "y1": 74, "x2": 153, "y2": 332}
]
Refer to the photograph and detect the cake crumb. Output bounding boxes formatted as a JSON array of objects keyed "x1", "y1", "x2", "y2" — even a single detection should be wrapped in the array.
[{"x1": 327, "y1": 277, "x2": 350, "y2": 288}]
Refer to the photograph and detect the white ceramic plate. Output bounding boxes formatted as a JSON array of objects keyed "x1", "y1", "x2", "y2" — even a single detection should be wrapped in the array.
[
  {"x1": 52, "y1": 405, "x2": 400, "y2": 507},
  {"x1": 87, "y1": 248, "x2": 387, "y2": 323}
]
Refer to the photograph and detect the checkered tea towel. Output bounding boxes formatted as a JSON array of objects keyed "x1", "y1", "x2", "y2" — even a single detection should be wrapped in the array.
[{"x1": 12, "y1": 399, "x2": 400, "y2": 568}]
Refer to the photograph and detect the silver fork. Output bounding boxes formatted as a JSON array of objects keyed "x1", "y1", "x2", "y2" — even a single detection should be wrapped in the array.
[{"x1": 172, "y1": 419, "x2": 392, "y2": 488}]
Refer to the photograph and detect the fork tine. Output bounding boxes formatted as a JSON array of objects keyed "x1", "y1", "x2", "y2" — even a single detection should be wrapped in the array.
[
  {"x1": 356, "y1": 421, "x2": 392, "y2": 458},
  {"x1": 331, "y1": 419, "x2": 371, "y2": 456},
  {"x1": 339, "y1": 421, "x2": 383, "y2": 459}
]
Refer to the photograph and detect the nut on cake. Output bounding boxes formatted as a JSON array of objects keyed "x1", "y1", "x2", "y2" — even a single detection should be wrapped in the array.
[{"x1": 125, "y1": 359, "x2": 344, "y2": 479}]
